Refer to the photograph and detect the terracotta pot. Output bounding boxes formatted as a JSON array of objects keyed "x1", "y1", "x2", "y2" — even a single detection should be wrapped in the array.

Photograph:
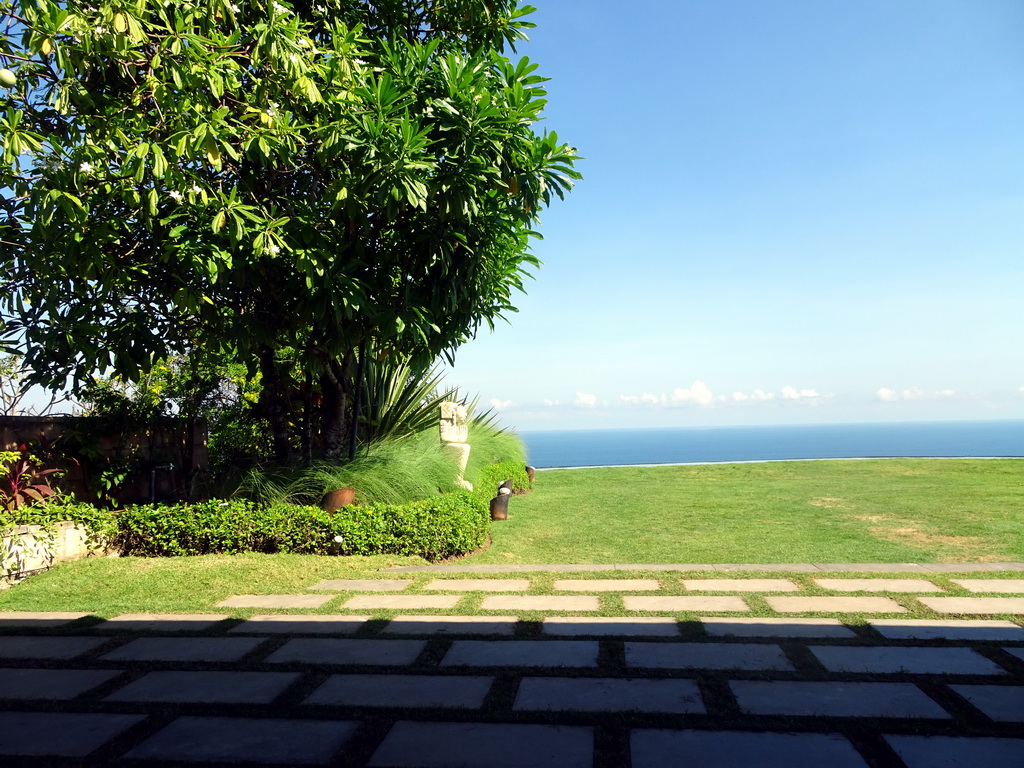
[
  {"x1": 489, "y1": 495, "x2": 509, "y2": 521},
  {"x1": 525, "y1": 465, "x2": 536, "y2": 483},
  {"x1": 321, "y1": 488, "x2": 356, "y2": 513},
  {"x1": 500, "y1": 479, "x2": 514, "y2": 492}
]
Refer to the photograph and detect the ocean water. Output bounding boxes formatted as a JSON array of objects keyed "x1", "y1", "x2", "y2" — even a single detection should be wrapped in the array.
[{"x1": 519, "y1": 420, "x2": 1024, "y2": 469}]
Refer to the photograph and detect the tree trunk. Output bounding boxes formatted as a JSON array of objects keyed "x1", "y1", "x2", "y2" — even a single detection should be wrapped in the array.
[
  {"x1": 319, "y1": 354, "x2": 352, "y2": 461},
  {"x1": 258, "y1": 346, "x2": 293, "y2": 464}
]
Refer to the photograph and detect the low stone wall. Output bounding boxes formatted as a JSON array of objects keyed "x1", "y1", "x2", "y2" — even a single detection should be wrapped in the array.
[{"x1": 1, "y1": 522, "x2": 113, "y2": 583}]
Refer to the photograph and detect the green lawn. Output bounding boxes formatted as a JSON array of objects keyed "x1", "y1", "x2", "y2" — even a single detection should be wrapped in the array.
[{"x1": 472, "y1": 459, "x2": 1024, "y2": 564}]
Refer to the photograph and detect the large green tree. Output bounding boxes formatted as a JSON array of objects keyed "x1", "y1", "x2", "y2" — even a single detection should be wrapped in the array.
[{"x1": 0, "y1": 0, "x2": 579, "y2": 460}]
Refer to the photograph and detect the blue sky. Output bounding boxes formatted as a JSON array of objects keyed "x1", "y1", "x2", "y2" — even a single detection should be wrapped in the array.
[{"x1": 443, "y1": 0, "x2": 1024, "y2": 432}]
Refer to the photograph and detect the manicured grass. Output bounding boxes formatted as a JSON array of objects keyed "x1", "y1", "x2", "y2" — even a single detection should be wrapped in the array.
[
  {"x1": 0, "y1": 553, "x2": 425, "y2": 616},
  {"x1": 473, "y1": 459, "x2": 1024, "y2": 564}
]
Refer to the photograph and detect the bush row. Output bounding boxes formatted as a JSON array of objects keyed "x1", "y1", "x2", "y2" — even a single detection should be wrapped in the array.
[
  {"x1": 110, "y1": 492, "x2": 489, "y2": 562},
  {"x1": 474, "y1": 460, "x2": 532, "y2": 500}
]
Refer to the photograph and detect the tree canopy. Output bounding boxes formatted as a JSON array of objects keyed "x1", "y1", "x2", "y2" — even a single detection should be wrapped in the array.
[{"x1": 0, "y1": 0, "x2": 579, "y2": 459}]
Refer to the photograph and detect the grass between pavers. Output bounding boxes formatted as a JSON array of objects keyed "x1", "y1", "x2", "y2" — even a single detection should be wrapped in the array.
[
  {"x1": 2, "y1": 557, "x2": 1024, "y2": 633},
  {"x1": 471, "y1": 458, "x2": 1024, "y2": 564}
]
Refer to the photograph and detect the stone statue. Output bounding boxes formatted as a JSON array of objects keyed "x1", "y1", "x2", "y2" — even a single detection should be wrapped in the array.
[{"x1": 440, "y1": 401, "x2": 472, "y2": 490}]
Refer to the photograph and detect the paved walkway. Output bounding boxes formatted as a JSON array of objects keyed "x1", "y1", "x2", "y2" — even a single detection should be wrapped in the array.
[{"x1": 1, "y1": 565, "x2": 1023, "y2": 766}]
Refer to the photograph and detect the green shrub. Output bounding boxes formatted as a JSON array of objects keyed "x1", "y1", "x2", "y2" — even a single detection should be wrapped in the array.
[
  {"x1": 473, "y1": 460, "x2": 532, "y2": 502},
  {"x1": 1, "y1": 500, "x2": 116, "y2": 540},
  {"x1": 112, "y1": 492, "x2": 489, "y2": 562}
]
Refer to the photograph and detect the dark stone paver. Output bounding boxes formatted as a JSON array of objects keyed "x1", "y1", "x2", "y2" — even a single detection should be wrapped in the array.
[
  {"x1": 305, "y1": 674, "x2": 492, "y2": 708},
  {"x1": 217, "y1": 594, "x2": 333, "y2": 609},
  {"x1": 442, "y1": 640, "x2": 599, "y2": 668},
  {"x1": 869, "y1": 619, "x2": 1024, "y2": 641},
  {"x1": 367, "y1": 721, "x2": 593, "y2": 768},
  {"x1": 124, "y1": 716, "x2": 359, "y2": 765},
  {"x1": 0, "y1": 668, "x2": 122, "y2": 700},
  {"x1": 266, "y1": 638, "x2": 426, "y2": 666},
  {"x1": 731, "y1": 681, "x2": 950, "y2": 718},
  {"x1": 0, "y1": 611, "x2": 91, "y2": 627},
  {"x1": 100, "y1": 636, "x2": 265, "y2": 662},
  {"x1": 0, "y1": 635, "x2": 107, "y2": 659},
  {"x1": 631, "y1": 729, "x2": 869, "y2": 768},
  {"x1": 951, "y1": 685, "x2": 1024, "y2": 722},
  {"x1": 701, "y1": 617, "x2": 855, "y2": 638},
  {"x1": 98, "y1": 613, "x2": 229, "y2": 632},
  {"x1": 0, "y1": 712, "x2": 145, "y2": 757},
  {"x1": 1008, "y1": 648, "x2": 1024, "y2": 663},
  {"x1": 382, "y1": 615, "x2": 517, "y2": 635},
  {"x1": 542, "y1": 617, "x2": 678, "y2": 637},
  {"x1": 229, "y1": 614, "x2": 370, "y2": 634},
  {"x1": 886, "y1": 734, "x2": 1024, "y2": 767},
  {"x1": 625, "y1": 642, "x2": 794, "y2": 671},
  {"x1": 514, "y1": 677, "x2": 704, "y2": 713},
  {"x1": 105, "y1": 670, "x2": 300, "y2": 704},
  {"x1": 809, "y1": 646, "x2": 1007, "y2": 675}
]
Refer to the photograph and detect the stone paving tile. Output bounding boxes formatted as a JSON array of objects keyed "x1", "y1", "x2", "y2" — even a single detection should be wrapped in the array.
[
  {"x1": 1007, "y1": 648, "x2": 1024, "y2": 663},
  {"x1": 308, "y1": 579, "x2": 411, "y2": 591},
  {"x1": 886, "y1": 734, "x2": 1024, "y2": 767},
  {"x1": 514, "y1": 677, "x2": 704, "y2": 714},
  {"x1": 952, "y1": 579, "x2": 1024, "y2": 593},
  {"x1": 368, "y1": 721, "x2": 593, "y2": 768},
  {"x1": 0, "y1": 712, "x2": 145, "y2": 757},
  {"x1": 423, "y1": 578, "x2": 531, "y2": 591},
  {"x1": 441, "y1": 640, "x2": 599, "y2": 668},
  {"x1": 229, "y1": 615, "x2": 370, "y2": 634},
  {"x1": 951, "y1": 685, "x2": 1024, "y2": 722},
  {"x1": 305, "y1": 673, "x2": 492, "y2": 708},
  {"x1": 100, "y1": 636, "x2": 265, "y2": 662},
  {"x1": 731, "y1": 680, "x2": 950, "y2": 718},
  {"x1": 813, "y1": 578, "x2": 945, "y2": 592},
  {"x1": 625, "y1": 642, "x2": 794, "y2": 671},
  {"x1": 809, "y1": 646, "x2": 1006, "y2": 675},
  {"x1": 217, "y1": 594, "x2": 334, "y2": 609},
  {"x1": 631, "y1": 729, "x2": 870, "y2": 768},
  {"x1": 869, "y1": 619, "x2": 1024, "y2": 641},
  {"x1": 0, "y1": 668, "x2": 122, "y2": 700},
  {"x1": 919, "y1": 597, "x2": 1024, "y2": 614},
  {"x1": 342, "y1": 594, "x2": 461, "y2": 610},
  {"x1": 543, "y1": 617, "x2": 679, "y2": 637},
  {"x1": 554, "y1": 579, "x2": 661, "y2": 591},
  {"x1": 481, "y1": 595, "x2": 600, "y2": 611},
  {"x1": 701, "y1": 617, "x2": 856, "y2": 638},
  {"x1": 125, "y1": 716, "x2": 359, "y2": 765},
  {"x1": 0, "y1": 635, "x2": 107, "y2": 659},
  {"x1": 98, "y1": 613, "x2": 230, "y2": 632},
  {"x1": 385, "y1": 563, "x2": 618, "y2": 573},
  {"x1": 105, "y1": 670, "x2": 300, "y2": 704},
  {"x1": 765, "y1": 595, "x2": 907, "y2": 613},
  {"x1": 683, "y1": 578, "x2": 800, "y2": 592},
  {"x1": 0, "y1": 611, "x2": 90, "y2": 628},
  {"x1": 625, "y1": 595, "x2": 749, "y2": 612},
  {"x1": 266, "y1": 638, "x2": 426, "y2": 666},
  {"x1": 382, "y1": 615, "x2": 517, "y2": 635}
]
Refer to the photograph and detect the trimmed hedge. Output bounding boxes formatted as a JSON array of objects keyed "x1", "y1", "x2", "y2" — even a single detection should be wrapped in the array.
[
  {"x1": 474, "y1": 460, "x2": 532, "y2": 501},
  {"x1": 111, "y1": 491, "x2": 489, "y2": 562}
]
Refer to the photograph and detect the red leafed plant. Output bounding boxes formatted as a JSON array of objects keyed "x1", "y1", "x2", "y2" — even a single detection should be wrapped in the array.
[{"x1": 1, "y1": 445, "x2": 60, "y2": 512}]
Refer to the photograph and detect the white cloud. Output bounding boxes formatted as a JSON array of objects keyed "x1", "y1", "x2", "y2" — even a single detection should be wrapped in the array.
[
  {"x1": 641, "y1": 393, "x2": 660, "y2": 405},
  {"x1": 782, "y1": 386, "x2": 820, "y2": 400},
  {"x1": 876, "y1": 387, "x2": 957, "y2": 402},
  {"x1": 489, "y1": 398, "x2": 512, "y2": 410},
  {"x1": 732, "y1": 392, "x2": 750, "y2": 402},
  {"x1": 670, "y1": 380, "x2": 715, "y2": 406},
  {"x1": 542, "y1": 399, "x2": 560, "y2": 406},
  {"x1": 753, "y1": 389, "x2": 774, "y2": 401},
  {"x1": 574, "y1": 392, "x2": 598, "y2": 407}
]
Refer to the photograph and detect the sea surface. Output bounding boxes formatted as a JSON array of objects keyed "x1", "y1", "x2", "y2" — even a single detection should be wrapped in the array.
[{"x1": 519, "y1": 420, "x2": 1024, "y2": 469}]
